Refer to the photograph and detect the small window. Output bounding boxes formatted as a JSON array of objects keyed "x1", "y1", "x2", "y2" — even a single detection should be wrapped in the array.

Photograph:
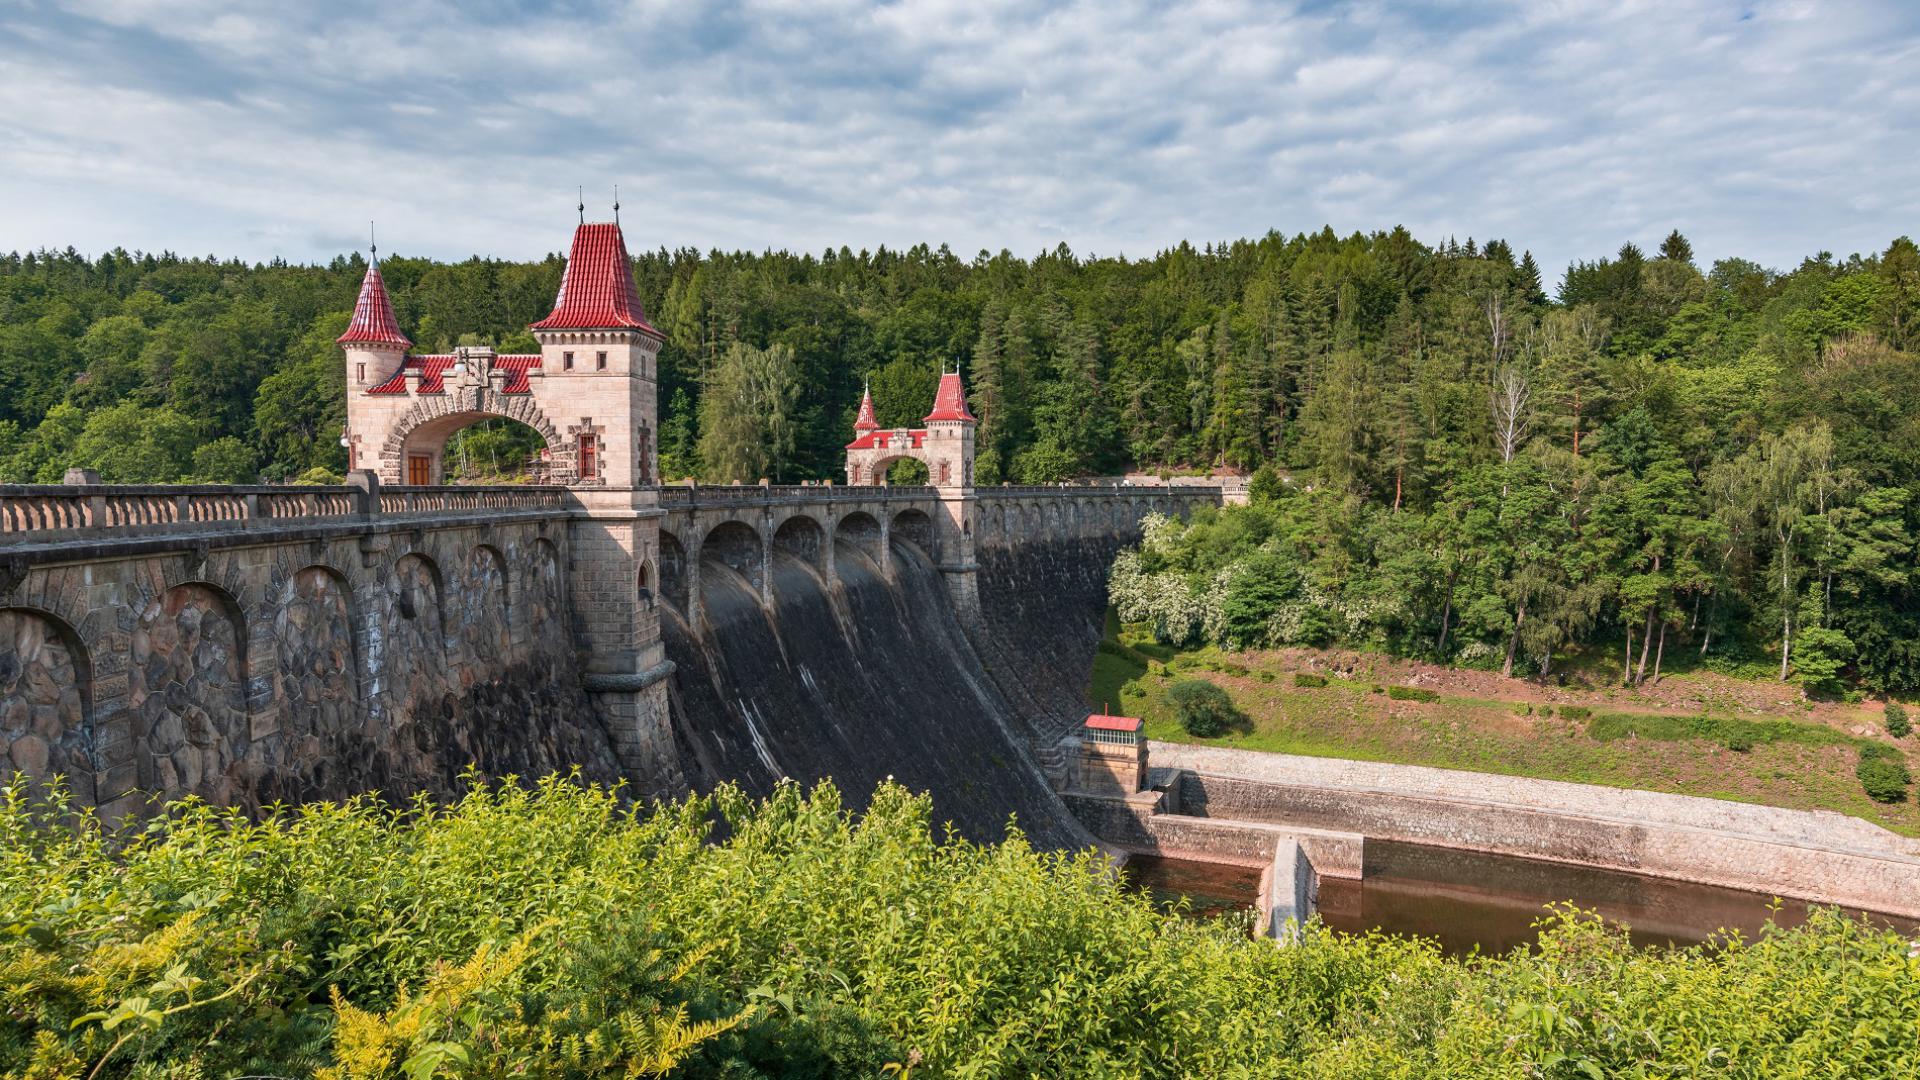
[
  {"x1": 356, "y1": 362, "x2": 365, "y2": 383},
  {"x1": 596, "y1": 351, "x2": 608, "y2": 370},
  {"x1": 563, "y1": 351, "x2": 574, "y2": 370},
  {"x1": 578, "y1": 434, "x2": 598, "y2": 481}
]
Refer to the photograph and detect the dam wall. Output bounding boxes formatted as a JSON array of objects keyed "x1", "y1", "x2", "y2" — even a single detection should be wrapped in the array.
[
  {"x1": 0, "y1": 483, "x2": 621, "y2": 820},
  {"x1": 0, "y1": 478, "x2": 1217, "y2": 836}
]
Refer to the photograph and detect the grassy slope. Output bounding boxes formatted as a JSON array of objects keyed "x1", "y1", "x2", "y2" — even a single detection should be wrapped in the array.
[{"x1": 1091, "y1": 612, "x2": 1920, "y2": 837}]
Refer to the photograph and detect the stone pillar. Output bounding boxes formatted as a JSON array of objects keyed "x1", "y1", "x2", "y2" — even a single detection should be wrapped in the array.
[
  {"x1": 934, "y1": 490, "x2": 980, "y2": 628},
  {"x1": 568, "y1": 487, "x2": 683, "y2": 796}
]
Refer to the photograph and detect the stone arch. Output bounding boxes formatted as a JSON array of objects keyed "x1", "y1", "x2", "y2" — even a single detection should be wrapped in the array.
[
  {"x1": 702, "y1": 520, "x2": 766, "y2": 596},
  {"x1": 391, "y1": 552, "x2": 445, "y2": 636},
  {"x1": 658, "y1": 529, "x2": 688, "y2": 613},
  {"x1": 451, "y1": 544, "x2": 511, "y2": 668},
  {"x1": 834, "y1": 511, "x2": 882, "y2": 568},
  {"x1": 773, "y1": 513, "x2": 827, "y2": 571},
  {"x1": 379, "y1": 394, "x2": 564, "y2": 485},
  {"x1": 271, "y1": 564, "x2": 359, "y2": 752},
  {"x1": 890, "y1": 508, "x2": 937, "y2": 561},
  {"x1": 525, "y1": 538, "x2": 566, "y2": 644},
  {"x1": 0, "y1": 607, "x2": 93, "y2": 800},
  {"x1": 130, "y1": 582, "x2": 247, "y2": 803}
]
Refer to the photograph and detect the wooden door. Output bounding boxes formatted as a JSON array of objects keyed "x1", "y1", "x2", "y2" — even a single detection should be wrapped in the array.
[{"x1": 407, "y1": 454, "x2": 431, "y2": 485}]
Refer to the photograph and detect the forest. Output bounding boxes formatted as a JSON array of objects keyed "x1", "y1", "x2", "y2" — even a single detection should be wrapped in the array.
[{"x1": 3, "y1": 228, "x2": 1917, "y2": 687}]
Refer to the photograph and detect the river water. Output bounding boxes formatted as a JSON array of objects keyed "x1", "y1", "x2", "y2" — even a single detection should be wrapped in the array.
[{"x1": 1126, "y1": 844, "x2": 1919, "y2": 955}]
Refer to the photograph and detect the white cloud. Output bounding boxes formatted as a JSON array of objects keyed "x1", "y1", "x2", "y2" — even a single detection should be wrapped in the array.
[{"x1": 0, "y1": 0, "x2": 1914, "y2": 280}]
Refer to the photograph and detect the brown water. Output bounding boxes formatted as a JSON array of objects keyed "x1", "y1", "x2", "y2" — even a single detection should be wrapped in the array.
[
  {"x1": 1123, "y1": 855, "x2": 1263, "y2": 921},
  {"x1": 1126, "y1": 844, "x2": 1920, "y2": 956}
]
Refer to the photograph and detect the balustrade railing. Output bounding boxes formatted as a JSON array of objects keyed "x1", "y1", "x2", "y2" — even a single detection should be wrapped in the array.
[{"x1": 0, "y1": 483, "x2": 569, "y2": 545}]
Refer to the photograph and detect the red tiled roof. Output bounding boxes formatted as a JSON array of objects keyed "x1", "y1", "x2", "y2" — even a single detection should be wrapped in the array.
[
  {"x1": 365, "y1": 353, "x2": 541, "y2": 395},
  {"x1": 923, "y1": 371, "x2": 976, "y2": 423},
  {"x1": 337, "y1": 264, "x2": 412, "y2": 348},
  {"x1": 854, "y1": 386, "x2": 879, "y2": 431},
  {"x1": 845, "y1": 428, "x2": 927, "y2": 451},
  {"x1": 528, "y1": 222, "x2": 662, "y2": 336},
  {"x1": 1084, "y1": 714, "x2": 1142, "y2": 732}
]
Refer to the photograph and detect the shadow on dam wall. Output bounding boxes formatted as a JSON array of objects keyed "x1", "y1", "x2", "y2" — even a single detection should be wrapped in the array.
[{"x1": 661, "y1": 534, "x2": 1118, "y2": 849}]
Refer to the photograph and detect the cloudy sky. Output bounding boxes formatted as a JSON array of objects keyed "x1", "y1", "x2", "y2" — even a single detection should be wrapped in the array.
[{"x1": 2, "y1": 0, "x2": 1916, "y2": 284}]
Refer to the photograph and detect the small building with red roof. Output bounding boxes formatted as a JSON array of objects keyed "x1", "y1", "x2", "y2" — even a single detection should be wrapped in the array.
[
  {"x1": 340, "y1": 220, "x2": 663, "y2": 490},
  {"x1": 843, "y1": 368, "x2": 977, "y2": 489},
  {"x1": 1076, "y1": 712, "x2": 1147, "y2": 795}
]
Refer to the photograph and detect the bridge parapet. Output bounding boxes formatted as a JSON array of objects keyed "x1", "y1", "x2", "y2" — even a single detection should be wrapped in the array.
[{"x1": 0, "y1": 483, "x2": 569, "y2": 549}]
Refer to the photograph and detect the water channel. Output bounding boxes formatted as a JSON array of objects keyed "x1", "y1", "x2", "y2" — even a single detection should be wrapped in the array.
[{"x1": 1125, "y1": 843, "x2": 1920, "y2": 956}]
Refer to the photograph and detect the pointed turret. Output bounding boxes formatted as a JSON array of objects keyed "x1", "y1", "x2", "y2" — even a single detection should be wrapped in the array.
[
  {"x1": 854, "y1": 382, "x2": 879, "y2": 432},
  {"x1": 923, "y1": 368, "x2": 977, "y2": 423},
  {"x1": 530, "y1": 222, "x2": 661, "y2": 337},
  {"x1": 337, "y1": 260, "x2": 411, "y2": 348}
]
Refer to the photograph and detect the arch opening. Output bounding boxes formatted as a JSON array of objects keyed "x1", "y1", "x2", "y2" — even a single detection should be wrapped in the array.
[
  {"x1": 659, "y1": 530, "x2": 689, "y2": 613},
  {"x1": 395, "y1": 411, "x2": 559, "y2": 486},
  {"x1": 773, "y1": 514, "x2": 827, "y2": 570},
  {"x1": 0, "y1": 607, "x2": 93, "y2": 799},
  {"x1": 834, "y1": 511, "x2": 882, "y2": 569},
  {"x1": 890, "y1": 508, "x2": 937, "y2": 561},
  {"x1": 702, "y1": 521, "x2": 765, "y2": 595}
]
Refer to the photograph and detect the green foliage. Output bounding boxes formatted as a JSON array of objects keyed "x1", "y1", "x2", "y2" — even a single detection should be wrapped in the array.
[
  {"x1": 1585, "y1": 711, "x2": 1852, "y2": 751},
  {"x1": 1885, "y1": 700, "x2": 1910, "y2": 739},
  {"x1": 698, "y1": 341, "x2": 801, "y2": 483},
  {"x1": 1386, "y1": 685, "x2": 1439, "y2": 702},
  {"x1": 1293, "y1": 672, "x2": 1329, "y2": 688},
  {"x1": 1560, "y1": 705, "x2": 1592, "y2": 722},
  {"x1": 3, "y1": 776, "x2": 1918, "y2": 1077},
  {"x1": 1857, "y1": 743, "x2": 1912, "y2": 803},
  {"x1": 1165, "y1": 678, "x2": 1241, "y2": 737},
  {"x1": 188, "y1": 436, "x2": 258, "y2": 483}
]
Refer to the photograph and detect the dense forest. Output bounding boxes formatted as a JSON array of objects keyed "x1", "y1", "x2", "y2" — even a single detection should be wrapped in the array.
[{"x1": 3, "y1": 227, "x2": 1918, "y2": 687}]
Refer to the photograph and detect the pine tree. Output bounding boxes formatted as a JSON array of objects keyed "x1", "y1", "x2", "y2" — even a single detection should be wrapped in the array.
[{"x1": 1658, "y1": 229, "x2": 1695, "y2": 266}]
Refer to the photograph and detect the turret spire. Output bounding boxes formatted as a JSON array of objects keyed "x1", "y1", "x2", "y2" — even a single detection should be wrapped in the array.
[
  {"x1": 337, "y1": 248, "x2": 411, "y2": 349},
  {"x1": 923, "y1": 366, "x2": 976, "y2": 423},
  {"x1": 854, "y1": 380, "x2": 879, "y2": 432}
]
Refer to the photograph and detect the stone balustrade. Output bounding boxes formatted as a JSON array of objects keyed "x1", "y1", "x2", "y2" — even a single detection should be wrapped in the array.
[{"x1": 0, "y1": 483, "x2": 569, "y2": 548}]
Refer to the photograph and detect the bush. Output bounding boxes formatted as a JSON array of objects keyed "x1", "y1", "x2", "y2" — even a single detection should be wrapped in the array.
[
  {"x1": 3, "y1": 775, "x2": 1918, "y2": 1076},
  {"x1": 1858, "y1": 744, "x2": 1912, "y2": 803},
  {"x1": 1167, "y1": 679, "x2": 1242, "y2": 738},
  {"x1": 1585, "y1": 712, "x2": 1852, "y2": 752},
  {"x1": 1560, "y1": 705, "x2": 1591, "y2": 722},
  {"x1": 1886, "y1": 700, "x2": 1911, "y2": 739},
  {"x1": 1293, "y1": 672, "x2": 1328, "y2": 688},
  {"x1": 1385, "y1": 685, "x2": 1439, "y2": 703}
]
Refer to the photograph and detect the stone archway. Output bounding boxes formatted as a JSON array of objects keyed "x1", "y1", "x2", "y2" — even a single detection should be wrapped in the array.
[{"x1": 378, "y1": 394, "x2": 564, "y2": 486}]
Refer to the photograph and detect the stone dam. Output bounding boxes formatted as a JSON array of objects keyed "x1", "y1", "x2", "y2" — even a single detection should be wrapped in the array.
[{"x1": 0, "y1": 479, "x2": 1211, "y2": 850}]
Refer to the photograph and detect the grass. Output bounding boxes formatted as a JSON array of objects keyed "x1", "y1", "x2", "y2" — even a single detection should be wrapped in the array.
[{"x1": 1089, "y1": 612, "x2": 1920, "y2": 837}]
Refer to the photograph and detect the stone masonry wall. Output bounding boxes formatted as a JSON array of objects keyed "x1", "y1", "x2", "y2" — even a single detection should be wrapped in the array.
[{"x1": 0, "y1": 515, "x2": 621, "y2": 819}]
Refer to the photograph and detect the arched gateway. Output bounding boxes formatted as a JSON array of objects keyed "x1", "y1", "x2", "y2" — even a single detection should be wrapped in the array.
[{"x1": 339, "y1": 224, "x2": 662, "y2": 489}]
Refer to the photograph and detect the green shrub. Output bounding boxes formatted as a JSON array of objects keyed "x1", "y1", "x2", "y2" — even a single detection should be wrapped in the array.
[
  {"x1": 1858, "y1": 743, "x2": 1912, "y2": 803},
  {"x1": 1167, "y1": 678, "x2": 1242, "y2": 738},
  {"x1": 3, "y1": 775, "x2": 1917, "y2": 1077},
  {"x1": 1724, "y1": 733, "x2": 1755, "y2": 753},
  {"x1": 1256, "y1": 669, "x2": 1276, "y2": 682},
  {"x1": 1886, "y1": 700, "x2": 1911, "y2": 739},
  {"x1": 1539, "y1": 706, "x2": 1554, "y2": 718},
  {"x1": 1560, "y1": 705, "x2": 1592, "y2": 722},
  {"x1": 1293, "y1": 672, "x2": 1328, "y2": 688},
  {"x1": 1385, "y1": 685, "x2": 1439, "y2": 702}
]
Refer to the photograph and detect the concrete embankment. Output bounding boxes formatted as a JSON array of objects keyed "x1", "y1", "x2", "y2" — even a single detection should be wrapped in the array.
[{"x1": 1150, "y1": 743, "x2": 1920, "y2": 919}]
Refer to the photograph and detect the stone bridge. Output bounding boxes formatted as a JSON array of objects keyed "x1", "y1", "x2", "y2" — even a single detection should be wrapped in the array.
[{"x1": 0, "y1": 478, "x2": 1219, "y2": 821}]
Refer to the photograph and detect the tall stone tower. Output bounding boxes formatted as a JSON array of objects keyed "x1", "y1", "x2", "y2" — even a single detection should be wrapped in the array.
[{"x1": 339, "y1": 219, "x2": 680, "y2": 794}]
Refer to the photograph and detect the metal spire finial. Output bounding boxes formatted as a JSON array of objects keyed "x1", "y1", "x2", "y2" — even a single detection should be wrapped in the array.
[
  {"x1": 577, "y1": 186, "x2": 585, "y2": 225},
  {"x1": 613, "y1": 184, "x2": 621, "y2": 226},
  {"x1": 369, "y1": 221, "x2": 377, "y2": 265}
]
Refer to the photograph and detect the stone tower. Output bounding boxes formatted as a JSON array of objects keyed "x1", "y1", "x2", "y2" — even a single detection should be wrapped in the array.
[{"x1": 339, "y1": 220, "x2": 680, "y2": 793}]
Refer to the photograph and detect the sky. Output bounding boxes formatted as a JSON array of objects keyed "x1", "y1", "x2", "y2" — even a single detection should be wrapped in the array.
[{"x1": 2, "y1": 0, "x2": 1917, "y2": 285}]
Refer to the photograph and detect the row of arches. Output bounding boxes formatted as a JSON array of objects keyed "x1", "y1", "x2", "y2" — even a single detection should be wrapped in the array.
[
  {"x1": 1, "y1": 537, "x2": 565, "y2": 810},
  {"x1": 654, "y1": 508, "x2": 937, "y2": 617}
]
